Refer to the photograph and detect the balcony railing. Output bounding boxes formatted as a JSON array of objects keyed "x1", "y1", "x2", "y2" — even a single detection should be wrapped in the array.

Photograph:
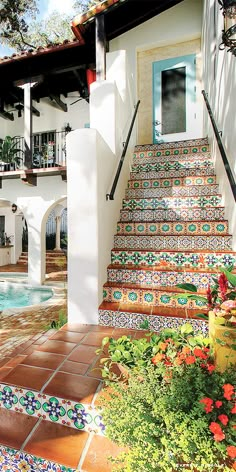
[{"x1": 0, "y1": 130, "x2": 71, "y2": 172}]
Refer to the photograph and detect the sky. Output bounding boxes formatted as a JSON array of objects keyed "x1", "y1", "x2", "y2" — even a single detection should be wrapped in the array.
[{"x1": 0, "y1": 0, "x2": 76, "y2": 56}]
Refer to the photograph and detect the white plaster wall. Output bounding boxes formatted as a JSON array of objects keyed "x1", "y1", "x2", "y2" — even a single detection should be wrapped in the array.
[
  {"x1": 110, "y1": 0, "x2": 203, "y2": 94},
  {"x1": 202, "y1": 0, "x2": 236, "y2": 248},
  {"x1": 0, "y1": 94, "x2": 89, "y2": 139}
]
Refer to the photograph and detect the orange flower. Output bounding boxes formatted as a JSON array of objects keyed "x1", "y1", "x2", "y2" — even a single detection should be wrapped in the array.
[
  {"x1": 193, "y1": 348, "x2": 207, "y2": 359},
  {"x1": 223, "y1": 384, "x2": 235, "y2": 400},
  {"x1": 159, "y1": 342, "x2": 167, "y2": 351},
  {"x1": 218, "y1": 414, "x2": 229, "y2": 426},
  {"x1": 185, "y1": 355, "x2": 196, "y2": 365},
  {"x1": 231, "y1": 404, "x2": 236, "y2": 414},
  {"x1": 200, "y1": 397, "x2": 213, "y2": 413},
  {"x1": 181, "y1": 346, "x2": 191, "y2": 355},
  {"x1": 209, "y1": 422, "x2": 225, "y2": 441},
  {"x1": 227, "y1": 446, "x2": 236, "y2": 459},
  {"x1": 206, "y1": 363, "x2": 215, "y2": 373},
  {"x1": 215, "y1": 401, "x2": 223, "y2": 408},
  {"x1": 151, "y1": 353, "x2": 164, "y2": 364}
]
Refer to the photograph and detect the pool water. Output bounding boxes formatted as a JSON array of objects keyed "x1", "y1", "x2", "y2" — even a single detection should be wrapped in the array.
[{"x1": 0, "y1": 283, "x2": 53, "y2": 309}]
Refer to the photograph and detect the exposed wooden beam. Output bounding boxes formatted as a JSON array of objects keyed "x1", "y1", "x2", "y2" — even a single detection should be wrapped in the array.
[
  {"x1": 73, "y1": 69, "x2": 88, "y2": 101},
  {"x1": 50, "y1": 94, "x2": 67, "y2": 112},
  {"x1": 0, "y1": 109, "x2": 14, "y2": 121},
  {"x1": 31, "y1": 105, "x2": 40, "y2": 117},
  {"x1": 20, "y1": 172, "x2": 37, "y2": 186}
]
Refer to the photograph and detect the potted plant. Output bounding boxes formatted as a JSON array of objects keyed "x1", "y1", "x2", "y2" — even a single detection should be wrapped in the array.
[
  {"x1": 0, "y1": 135, "x2": 23, "y2": 170},
  {"x1": 175, "y1": 269, "x2": 236, "y2": 371},
  {"x1": 98, "y1": 325, "x2": 236, "y2": 472}
]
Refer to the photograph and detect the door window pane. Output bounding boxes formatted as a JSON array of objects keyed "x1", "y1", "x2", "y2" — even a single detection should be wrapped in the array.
[{"x1": 161, "y1": 67, "x2": 186, "y2": 135}]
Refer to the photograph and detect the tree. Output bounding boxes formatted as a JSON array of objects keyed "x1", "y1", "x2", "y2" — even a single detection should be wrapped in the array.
[
  {"x1": 0, "y1": 0, "x2": 38, "y2": 49},
  {"x1": 0, "y1": 0, "x2": 102, "y2": 51}
]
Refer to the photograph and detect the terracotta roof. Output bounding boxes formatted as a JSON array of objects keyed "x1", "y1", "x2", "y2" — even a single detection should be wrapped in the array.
[
  {"x1": 0, "y1": 38, "x2": 82, "y2": 65},
  {"x1": 72, "y1": 0, "x2": 127, "y2": 30}
]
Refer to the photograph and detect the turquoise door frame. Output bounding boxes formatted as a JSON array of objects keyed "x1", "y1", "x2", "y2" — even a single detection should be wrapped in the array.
[{"x1": 152, "y1": 54, "x2": 196, "y2": 143}]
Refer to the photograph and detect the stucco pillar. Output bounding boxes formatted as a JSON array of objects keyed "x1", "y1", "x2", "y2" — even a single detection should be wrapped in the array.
[
  {"x1": 27, "y1": 220, "x2": 45, "y2": 285},
  {"x1": 55, "y1": 216, "x2": 61, "y2": 250}
]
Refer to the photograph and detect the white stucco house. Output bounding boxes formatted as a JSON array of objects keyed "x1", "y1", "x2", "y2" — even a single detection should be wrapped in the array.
[{"x1": 0, "y1": 0, "x2": 235, "y2": 327}]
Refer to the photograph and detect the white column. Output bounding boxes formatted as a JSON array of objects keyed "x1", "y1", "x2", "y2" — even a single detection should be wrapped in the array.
[
  {"x1": 24, "y1": 83, "x2": 32, "y2": 169},
  {"x1": 55, "y1": 216, "x2": 61, "y2": 250},
  {"x1": 28, "y1": 221, "x2": 45, "y2": 285}
]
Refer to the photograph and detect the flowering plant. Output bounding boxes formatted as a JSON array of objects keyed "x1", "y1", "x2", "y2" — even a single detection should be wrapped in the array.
[
  {"x1": 176, "y1": 269, "x2": 236, "y2": 328},
  {"x1": 99, "y1": 325, "x2": 236, "y2": 472}
]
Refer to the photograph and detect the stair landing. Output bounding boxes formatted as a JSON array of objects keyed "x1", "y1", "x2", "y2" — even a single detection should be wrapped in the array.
[{"x1": 0, "y1": 323, "x2": 135, "y2": 471}]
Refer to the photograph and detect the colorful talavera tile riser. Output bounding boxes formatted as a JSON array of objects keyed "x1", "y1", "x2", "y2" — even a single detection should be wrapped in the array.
[
  {"x1": 103, "y1": 286, "x2": 207, "y2": 309},
  {"x1": 128, "y1": 175, "x2": 216, "y2": 188},
  {"x1": 0, "y1": 446, "x2": 77, "y2": 472},
  {"x1": 134, "y1": 137, "x2": 209, "y2": 151},
  {"x1": 117, "y1": 221, "x2": 228, "y2": 236},
  {"x1": 114, "y1": 235, "x2": 232, "y2": 251},
  {"x1": 125, "y1": 184, "x2": 220, "y2": 198},
  {"x1": 99, "y1": 309, "x2": 209, "y2": 334},
  {"x1": 0, "y1": 386, "x2": 104, "y2": 435},
  {"x1": 110, "y1": 249, "x2": 236, "y2": 269},
  {"x1": 132, "y1": 151, "x2": 211, "y2": 164},
  {"x1": 122, "y1": 195, "x2": 222, "y2": 210},
  {"x1": 131, "y1": 158, "x2": 213, "y2": 173},
  {"x1": 107, "y1": 268, "x2": 218, "y2": 289},
  {"x1": 130, "y1": 167, "x2": 215, "y2": 180},
  {"x1": 120, "y1": 207, "x2": 225, "y2": 222}
]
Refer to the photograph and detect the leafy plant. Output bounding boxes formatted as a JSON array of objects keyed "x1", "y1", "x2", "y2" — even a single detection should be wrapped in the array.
[
  {"x1": 175, "y1": 269, "x2": 236, "y2": 327},
  {"x1": 0, "y1": 136, "x2": 23, "y2": 167},
  {"x1": 98, "y1": 326, "x2": 236, "y2": 472},
  {"x1": 47, "y1": 309, "x2": 67, "y2": 330}
]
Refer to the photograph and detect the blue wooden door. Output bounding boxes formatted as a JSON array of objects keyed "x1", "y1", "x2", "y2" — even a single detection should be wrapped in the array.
[{"x1": 153, "y1": 54, "x2": 196, "y2": 143}]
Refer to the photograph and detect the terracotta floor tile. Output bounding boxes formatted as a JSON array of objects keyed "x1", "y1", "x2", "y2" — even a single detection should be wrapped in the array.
[
  {"x1": 24, "y1": 420, "x2": 89, "y2": 468},
  {"x1": 0, "y1": 357, "x2": 11, "y2": 368},
  {"x1": 61, "y1": 323, "x2": 92, "y2": 333},
  {"x1": 82, "y1": 434, "x2": 126, "y2": 472},
  {"x1": 68, "y1": 345, "x2": 98, "y2": 364},
  {"x1": 36, "y1": 340, "x2": 77, "y2": 355},
  {"x1": 89, "y1": 325, "x2": 115, "y2": 334},
  {"x1": 3, "y1": 364, "x2": 54, "y2": 390},
  {"x1": 4, "y1": 354, "x2": 28, "y2": 368},
  {"x1": 21, "y1": 351, "x2": 65, "y2": 370},
  {"x1": 34, "y1": 335, "x2": 50, "y2": 345},
  {"x1": 59, "y1": 360, "x2": 89, "y2": 376},
  {"x1": 50, "y1": 331, "x2": 86, "y2": 343},
  {"x1": 21, "y1": 346, "x2": 35, "y2": 356},
  {"x1": 43, "y1": 371, "x2": 101, "y2": 403},
  {"x1": 0, "y1": 409, "x2": 38, "y2": 449},
  {"x1": 0, "y1": 366, "x2": 13, "y2": 381},
  {"x1": 82, "y1": 332, "x2": 111, "y2": 347},
  {"x1": 87, "y1": 357, "x2": 103, "y2": 380}
]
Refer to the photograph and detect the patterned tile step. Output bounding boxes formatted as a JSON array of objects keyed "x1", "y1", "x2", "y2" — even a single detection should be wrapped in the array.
[
  {"x1": 103, "y1": 283, "x2": 207, "y2": 309},
  {"x1": 127, "y1": 175, "x2": 217, "y2": 189},
  {"x1": 120, "y1": 207, "x2": 225, "y2": 222},
  {"x1": 131, "y1": 157, "x2": 214, "y2": 173},
  {"x1": 116, "y1": 221, "x2": 228, "y2": 236},
  {"x1": 122, "y1": 195, "x2": 222, "y2": 210},
  {"x1": 133, "y1": 151, "x2": 211, "y2": 164},
  {"x1": 113, "y1": 235, "x2": 232, "y2": 250},
  {"x1": 0, "y1": 383, "x2": 104, "y2": 434},
  {"x1": 107, "y1": 267, "x2": 219, "y2": 289},
  {"x1": 130, "y1": 167, "x2": 215, "y2": 180},
  {"x1": 125, "y1": 184, "x2": 220, "y2": 199},
  {"x1": 110, "y1": 248, "x2": 236, "y2": 269},
  {"x1": 0, "y1": 445, "x2": 78, "y2": 472},
  {"x1": 99, "y1": 303, "x2": 208, "y2": 333},
  {"x1": 134, "y1": 137, "x2": 209, "y2": 151}
]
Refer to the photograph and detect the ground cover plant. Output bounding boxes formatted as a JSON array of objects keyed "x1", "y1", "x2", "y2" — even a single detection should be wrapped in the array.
[{"x1": 98, "y1": 324, "x2": 236, "y2": 472}]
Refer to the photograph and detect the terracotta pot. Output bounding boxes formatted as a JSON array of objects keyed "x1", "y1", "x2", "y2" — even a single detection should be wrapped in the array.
[{"x1": 209, "y1": 311, "x2": 236, "y2": 372}]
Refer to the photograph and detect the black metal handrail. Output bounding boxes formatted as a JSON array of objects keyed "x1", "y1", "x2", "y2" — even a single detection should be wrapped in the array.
[
  {"x1": 106, "y1": 99, "x2": 140, "y2": 200},
  {"x1": 202, "y1": 90, "x2": 236, "y2": 202}
]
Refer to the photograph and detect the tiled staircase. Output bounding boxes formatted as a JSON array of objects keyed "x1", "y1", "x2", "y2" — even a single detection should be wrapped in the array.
[
  {"x1": 18, "y1": 250, "x2": 67, "y2": 273},
  {"x1": 99, "y1": 138, "x2": 236, "y2": 332}
]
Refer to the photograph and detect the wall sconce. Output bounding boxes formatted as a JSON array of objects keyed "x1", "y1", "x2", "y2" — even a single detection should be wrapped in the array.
[
  {"x1": 218, "y1": 0, "x2": 236, "y2": 55},
  {"x1": 64, "y1": 123, "x2": 72, "y2": 134},
  {"x1": 11, "y1": 203, "x2": 17, "y2": 213}
]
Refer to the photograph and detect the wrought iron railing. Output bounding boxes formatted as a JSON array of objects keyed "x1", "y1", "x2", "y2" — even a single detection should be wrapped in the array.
[
  {"x1": 106, "y1": 100, "x2": 140, "y2": 200},
  {"x1": 202, "y1": 90, "x2": 236, "y2": 202},
  {"x1": 0, "y1": 130, "x2": 71, "y2": 172}
]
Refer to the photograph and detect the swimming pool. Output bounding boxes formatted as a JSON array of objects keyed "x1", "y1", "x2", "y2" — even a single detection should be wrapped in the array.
[{"x1": 0, "y1": 282, "x2": 53, "y2": 309}]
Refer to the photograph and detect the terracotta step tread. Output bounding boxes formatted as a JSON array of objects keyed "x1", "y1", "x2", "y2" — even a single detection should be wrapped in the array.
[
  {"x1": 99, "y1": 301, "x2": 207, "y2": 319},
  {"x1": 111, "y1": 248, "x2": 236, "y2": 254},
  {"x1": 103, "y1": 281, "x2": 208, "y2": 294}
]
